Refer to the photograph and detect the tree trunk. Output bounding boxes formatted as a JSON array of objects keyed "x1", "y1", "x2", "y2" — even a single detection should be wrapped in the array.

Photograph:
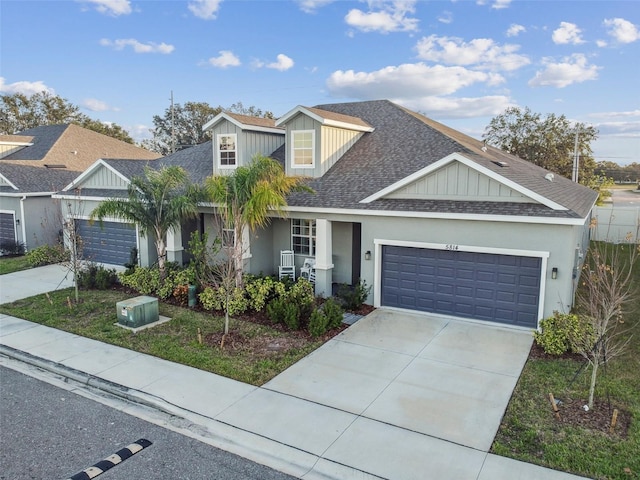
[
  {"x1": 156, "y1": 237, "x2": 166, "y2": 279},
  {"x1": 588, "y1": 360, "x2": 599, "y2": 410}
]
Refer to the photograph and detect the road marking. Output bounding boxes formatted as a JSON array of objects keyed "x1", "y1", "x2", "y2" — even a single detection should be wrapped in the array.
[{"x1": 65, "y1": 438, "x2": 152, "y2": 480}]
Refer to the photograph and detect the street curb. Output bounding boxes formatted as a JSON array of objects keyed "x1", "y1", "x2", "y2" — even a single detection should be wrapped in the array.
[{"x1": 0, "y1": 344, "x2": 382, "y2": 480}]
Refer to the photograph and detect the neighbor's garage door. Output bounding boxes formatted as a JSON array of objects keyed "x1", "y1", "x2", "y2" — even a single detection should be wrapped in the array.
[
  {"x1": 76, "y1": 219, "x2": 136, "y2": 265},
  {"x1": 381, "y1": 245, "x2": 541, "y2": 328},
  {"x1": 0, "y1": 212, "x2": 16, "y2": 244}
]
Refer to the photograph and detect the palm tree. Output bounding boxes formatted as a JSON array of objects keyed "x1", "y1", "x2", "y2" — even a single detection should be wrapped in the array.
[
  {"x1": 90, "y1": 165, "x2": 201, "y2": 277},
  {"x1": 205, "y1": 154, "x2": 312, "y2": 288}
]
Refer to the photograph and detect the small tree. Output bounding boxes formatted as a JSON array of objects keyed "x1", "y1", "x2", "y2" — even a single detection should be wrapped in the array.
[
  {"x1": 90, "y1": 166, "x2": 202, "y2": 278},
  {"x1": 205, "y1": 154, "x2": 312, "y2": 288},
  {"x1": 575, "y1": 228, "x2": 639, "y2": 409}
]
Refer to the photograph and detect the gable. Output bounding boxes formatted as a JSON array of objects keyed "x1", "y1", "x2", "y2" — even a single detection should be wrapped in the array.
[
  {"x1": 385, "y1": 160, "x2": 537, "y2": 203},
  {"x1": 63, "y1": 159, "x2": 130, "y2": 191}
]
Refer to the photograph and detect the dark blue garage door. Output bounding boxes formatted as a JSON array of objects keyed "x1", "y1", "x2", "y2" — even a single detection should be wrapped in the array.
[
  {"x1": 0, "y1": 212, "x2": 16, "y2": 244},
  {"x1": 76, "y1": 219, "x2": 136, "y2": 266},
  {"x1": 381, "y1": 245, "x2": 541, "y2": 328}
]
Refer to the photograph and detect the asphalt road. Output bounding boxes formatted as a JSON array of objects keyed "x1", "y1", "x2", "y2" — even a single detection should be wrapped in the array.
[
  {"x1": 0, "y1": 366, "x2": 296, "y2": 480},
  {"x1": 611, "y1": 188, "x2": 640, "y2": 206}
]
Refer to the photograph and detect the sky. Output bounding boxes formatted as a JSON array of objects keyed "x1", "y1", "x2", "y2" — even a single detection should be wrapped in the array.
[{"x1": 1, "y1": 0, "x2": 639, "y2": 165}]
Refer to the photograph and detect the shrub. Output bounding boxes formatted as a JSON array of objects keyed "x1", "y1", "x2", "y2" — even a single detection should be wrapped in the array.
[
  {"x1": 323, "y1": 297, "x2": 345, "y2": 329},
  {"x1": 308, "y1": 309, "x2": 329, "y2": 337},
  {"x1": 245, "y1": 275, "x2": 283, "y2": 312},
  {"x1": 0, "y1": 240, "x2": 25, "y2": 256},
  {"x1": 287, "y1": 278, "x2": 315, "y2": 321},
  {"x1": 173, "y1": 284, "x2": 190, "y2": 306},
  {"x1": 199, "y1": 285, "x2": 248, "y2": 316},
  {"x1": 266, "y1": 297, "x2": 300, "y2": 329},
  {"x1": 533, "y1": 312, "x2": 593, "y2": 355},
  {"x1": 77, "y1": 263, "x2": 117, "y2": 290},
  {"x1": 118, "y1": 266, "x2": 160, "y2": 295},
  {"x1": 336, "y1": 279, "x2": 371, "y2": 311},
  {"x1": 25, "y1": 244, "x2": 68, "y2": 267}
]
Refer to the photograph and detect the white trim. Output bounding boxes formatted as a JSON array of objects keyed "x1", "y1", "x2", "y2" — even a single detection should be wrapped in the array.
[
  {"x1": 0, "y1": 140, "x2": 34, "y2": 147},
  {"x1": 0, "y1": 191, "x2": 54, "y2": 197},
  {"x1": 203, "y1": 112, "x2": 284, "y2": 135},
  {"x1": 0, "y1": 172, "x2": 18, "y2": 190},
  {"x1": 291, "y1": 130, "x2": 316, "y2": 168},
  {"x1": 216, "y1": 133, "x2": 238, "y2": 169},
  {"x1": 19, "y1": 196, "x2": 26, "y2": 244},
  {"x1": 360, "y1": 152, "x2": 568, "y2": 211},
  {"x1": 276, "y1": 106, "x2": 374, "y2": 132},
  {"x1": 372, "y1": 238, "x2": 549, "y2": 328},
  {"x1": 53, "y1": 194, "x2": 117, "y2": 202},
  {"x1": 62, "y1": 159, "x2": 131, "y2": 192},
  {"x1": 283, "y1": 205, "x2": 589, "y2": 226}
]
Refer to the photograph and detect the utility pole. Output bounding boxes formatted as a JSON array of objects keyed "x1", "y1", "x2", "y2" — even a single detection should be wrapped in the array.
[
  {"x1": 170, "y1": 91, "x2": 176, "y2": 154},
  {"x1": 572, "y1": 126, "x2": 580, "y2": 183}
]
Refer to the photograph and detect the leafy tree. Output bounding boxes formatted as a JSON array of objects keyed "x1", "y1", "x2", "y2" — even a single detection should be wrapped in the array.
[
  {"x1": 0, "y1": 92, "x2": 134, "y2": 143},
  {"x1": 90, "y1": 166, "x2": 202, "y2": 277},
  {"x1": 205, "y1": 154, "x2": 312, "y2": 288},
  {"x1": 141, "y1": 100, "x2": 275, "y2": 155},
  {"x1": 483, "y1": 107, "x2": 598, "y2": 184}
]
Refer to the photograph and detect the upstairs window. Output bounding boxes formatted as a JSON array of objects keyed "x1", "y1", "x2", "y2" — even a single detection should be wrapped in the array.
[
  {"x1": 218, "y1": 134, "x2": 237, "y2": 168},
  {"x1": 291, "y1": 130, "x2": 314, "y2": 168},
  {"x1": 291, "y1": 219, "x2": 316, "y2": 256}
]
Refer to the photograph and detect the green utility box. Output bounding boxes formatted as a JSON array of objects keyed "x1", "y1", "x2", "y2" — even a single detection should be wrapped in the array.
[{"x1": 117, "y1": 296, "x2": 159, "y2": 328}]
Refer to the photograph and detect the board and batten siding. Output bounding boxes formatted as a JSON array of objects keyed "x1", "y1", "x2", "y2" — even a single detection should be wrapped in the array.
[
  {"x1": 0, "y1": 145, "x2": 27, "y2": 159},
  {"x1": 284, "y1": 113, "x2": 364, "y2": 177},
  {"x1": 80, "y1": 167, "x2": 129, "y2": 189},
  {"x1": 210, "y1": 120, "x2": 284, "y2": 174},
  {"x1": 386, "y1": 161, "x2": 536, "y2": 202}
]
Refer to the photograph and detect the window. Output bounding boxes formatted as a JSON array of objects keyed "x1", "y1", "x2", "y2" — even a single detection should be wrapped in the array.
[
  {"x1": 291, "y1": 219, "x2": 315, "y2": 255},
  {"x1": 291, "y1": 130, "x2": 314, "y2": 167},
  {"x1": 221, "y1": 227, "x2": 235, "y2": 248},
  {"x1": 218, "y1": 134, "x2": 237, "y2": 167}
]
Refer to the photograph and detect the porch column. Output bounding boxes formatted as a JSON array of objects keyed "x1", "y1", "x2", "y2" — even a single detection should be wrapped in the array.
[
  {"x1": 314, "y1": 218, "x2": 333, "y2": 297},
  {"x1": 166, "y1": 225, "x2": 184, "y2": 265}
]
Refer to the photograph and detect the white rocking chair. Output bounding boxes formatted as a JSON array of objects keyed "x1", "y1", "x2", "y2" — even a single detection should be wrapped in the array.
[
  {"x1": 278, "y1": 250, "x2": 296, "y2": 280},
  {"x1": 300, "y1": 257, "x2": 316, "y2": 280}
]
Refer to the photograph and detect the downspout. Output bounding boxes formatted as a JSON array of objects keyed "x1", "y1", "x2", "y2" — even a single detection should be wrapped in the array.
[{"x1": 19, "y1": 195, "x2": 27, "y2": 250}]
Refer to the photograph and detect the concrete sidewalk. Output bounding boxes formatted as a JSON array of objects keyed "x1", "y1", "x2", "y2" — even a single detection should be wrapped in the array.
[{"x1": 0, "y1": 267, "x2": 591, "y2": 479}]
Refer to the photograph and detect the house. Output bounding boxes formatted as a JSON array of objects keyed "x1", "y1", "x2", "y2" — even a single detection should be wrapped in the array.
[
  {"x1": 0, "y1": 124, "x2": 159, "y2": 251},
  {"x1": 60, "y1": 101, "x2": 598, "y2": 329}
]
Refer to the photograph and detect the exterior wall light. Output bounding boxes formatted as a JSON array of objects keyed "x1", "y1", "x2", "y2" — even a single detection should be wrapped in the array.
[
  {"x1": 365, "y1": 250, "x2": 371, "y2": 261},
  {"x1": 552, "y1": 267, "x2": 558, "y2": 280}
]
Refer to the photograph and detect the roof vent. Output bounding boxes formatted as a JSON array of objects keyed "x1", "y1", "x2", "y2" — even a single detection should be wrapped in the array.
[
  {"x1": 44, "y1": 164, "x2": 66, "y2": 169},
  {"x1": 545, "y1": 173, "x2": 554, "y2": 182},
  {"x1": 492, "y1": 161, "x2": 508, "y2": 167}
]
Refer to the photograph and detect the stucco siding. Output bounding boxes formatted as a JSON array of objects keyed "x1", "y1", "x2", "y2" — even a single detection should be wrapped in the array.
[
  {"x1": 24, "y1": 197, "x2": 63, "y2": 249},
  {"x1": 331, "y1": 222, "x2": 353, "y2": 284},
  {"x1": 387, "y1": 161, "x2": 536, "y2": 203}
]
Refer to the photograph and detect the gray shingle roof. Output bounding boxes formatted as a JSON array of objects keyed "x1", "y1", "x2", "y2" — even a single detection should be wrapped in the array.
[
  {"x1": 0, "y1": 163, "x2": 79, "y2": 192},
  {"x1": 285, "y1": 100, "x2": 597, "y2": 219}
]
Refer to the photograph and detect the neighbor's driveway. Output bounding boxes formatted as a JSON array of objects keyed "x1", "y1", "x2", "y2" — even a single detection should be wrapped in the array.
[{"x1": 265, "y1": 309, "x2": 533, "y2": 451}]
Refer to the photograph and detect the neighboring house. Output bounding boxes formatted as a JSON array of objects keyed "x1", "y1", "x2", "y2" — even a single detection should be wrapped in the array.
[
  {"x1": 0, "y1": 124, "x2": 159, "y2": 251},
  {"x1": 61, "y1": 101, "x2": 598, "y2": 329}
]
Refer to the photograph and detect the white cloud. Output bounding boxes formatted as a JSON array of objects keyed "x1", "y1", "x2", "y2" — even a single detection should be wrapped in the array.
[
  {"x1": 552, "y1": 22, "x2": 585, "y2": 45},
  {"x1": 188, "y1": 0, "x2": 222, "y2": 20},
  {"x1": 604, "y1": 18, "x2": 640, "y2": 44},
  {"x1": 438, "y1": 11, "x2": 453, "y2": 24},
  {"x1": 267, "y1": 54, "x2": 295, "y2": 71},
  {"x1": 594, "y1": 120, "x2": 640, "y2": 138},
  {"x1": 0, "y1": 77, "x2": 54, "y2": 96},
  {"x1": 476, "y1": 0, "x2": 511, "y2": 10},
  {"x1": 590, "y1": 110, "x2": 640, "y2": 119},
  {"x1": 326, "y1": 63, "x2": 503, "y2": 99},
  {"x1": 596, "y1": 39, "x2": 608, "y2": 48},
  {"x1": 345, "y1": 0, "x2": 419, "y2": 33},
  {"x1": 296, "y1": 0, "x2": 335, "y2": 13},
  {"x1": 78, "y1": 0, "x2": 131, "y2": 16},
  {"x1": 528, "y1": 54, "x2": 600, "y2": 88},
  {"x1": 82, "y1": 98, "x2": 118, "y2": 112},
  {"x1": 100, "y1": 38, "x2": 175, "y2": 54},
  {"x1": 408, "y1": 95, "x2": 515, "y2": 118},
  {"x1": 506, "y1": 24, "x2": 525, "y2": 37},
  {"x1": 207, "y1": 50, "x2": 241, "y2": 68},
  {"x1": 415, "y1": 35, "x2": 530, "y2": 72}
]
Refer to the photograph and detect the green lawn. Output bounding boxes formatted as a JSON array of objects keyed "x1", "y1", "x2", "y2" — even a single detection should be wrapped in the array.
[
  {"x1": 0, "y1": 256, "x2": 31, "y2": 275},
  {"x1": 492, "y1": 245, "x2": 640, "y2": 480},
  {"x1": 0, "y1": 288, "x2": 325, "y2": 386}
]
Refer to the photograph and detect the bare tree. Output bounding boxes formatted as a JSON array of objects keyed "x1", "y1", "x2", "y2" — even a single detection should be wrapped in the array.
[{"x1": 575, "y1": 224, "x2": 639, "y2": 409}]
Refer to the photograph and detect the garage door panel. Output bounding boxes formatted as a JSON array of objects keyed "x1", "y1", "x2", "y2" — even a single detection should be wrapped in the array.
[
  {"x1": 0, "y1": 213, "x2": 16, "y2": 243},
  {"x1": 381, "y1": 245, "x2": 541, "y2": 328},
  {"x1": 77, "y1": 219, "x2": 136, "y2": 265}
]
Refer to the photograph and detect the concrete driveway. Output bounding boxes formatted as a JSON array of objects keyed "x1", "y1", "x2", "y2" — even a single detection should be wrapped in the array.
[{"x1": 265, "y1": 309, "x2": 533, "y2": 452}]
